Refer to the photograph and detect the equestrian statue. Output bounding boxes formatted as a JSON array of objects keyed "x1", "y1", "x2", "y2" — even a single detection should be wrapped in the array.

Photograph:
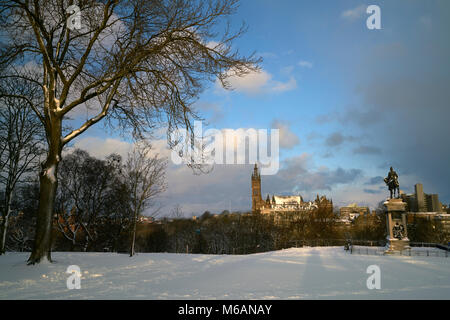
[{"x1": 384, "y1": 166, "x2": 400, "y2": 199}]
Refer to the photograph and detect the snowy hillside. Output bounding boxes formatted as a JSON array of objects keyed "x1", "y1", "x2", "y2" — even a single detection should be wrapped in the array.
[{"x1": 1, "y1": 247, "x2": 449, "y2": 299}]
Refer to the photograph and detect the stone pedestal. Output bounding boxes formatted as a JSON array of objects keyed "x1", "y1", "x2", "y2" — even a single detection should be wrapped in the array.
[{"x1": 384, "y1": 198, "x2": 410, "y2": 254}]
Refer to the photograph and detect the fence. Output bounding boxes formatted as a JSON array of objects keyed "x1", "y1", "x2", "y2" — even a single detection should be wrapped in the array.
[
  {"x1": 288, "y1": 239, "x2": 386, "y2": 248},
  {"x1": 348, "y1": 246, "x2": 384, "y2": 256},
  {"x1": 287, "y1": 239, "x2": 449, "y2": 258},
  {"x1": 349, "y1": 245, "x2": 449, "y2": 258},
  {"x1": 410, "y1": 242, "x2": 450, "y2": 251}
]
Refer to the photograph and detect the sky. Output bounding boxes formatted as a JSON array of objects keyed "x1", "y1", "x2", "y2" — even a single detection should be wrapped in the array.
[{"x1": 69, "y1": 0, "x2": 450, "y2": 217}]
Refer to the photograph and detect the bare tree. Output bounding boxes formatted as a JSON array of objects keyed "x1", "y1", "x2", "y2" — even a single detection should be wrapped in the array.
[
  {"x1": 125, "y1": 143, "x2": 167, "y2": 257},
  {"x1": 55, "y1": 149, "x2": 121, "y2": 251},
  {"x1": 0, "y1": 77, "x2": 44, "y2": 254},
  {"x1": 170, "y1": 204, "x2": 185, "y2": 219},
  {"x1": 0, "y1": 0, "x2": 259, "y2": 263}
]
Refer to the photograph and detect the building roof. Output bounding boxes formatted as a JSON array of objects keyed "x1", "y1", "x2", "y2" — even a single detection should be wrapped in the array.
[{"x1": 273, "y1": 196, "x2": 302, "y2": 205}]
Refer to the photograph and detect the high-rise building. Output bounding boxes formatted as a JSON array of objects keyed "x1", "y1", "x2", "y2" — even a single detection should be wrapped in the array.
[{"x1": 401, "y1": 183, "x2": 443, "y2": 212}]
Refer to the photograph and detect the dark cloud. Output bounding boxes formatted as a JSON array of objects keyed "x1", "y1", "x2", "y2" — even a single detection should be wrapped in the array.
[
  {"x1": 160, "y1": 153, "x2": 364, "y2": 216},
  {"x1": 363, "y1": 189, "x2": 382, "y2": 194},
  {"x1": 315, "y1": 113, "x2": 335, "y2": 124},
  {"x1": 266, "y1": 154, "x2": 363, "y2": 194},
  {"x1": 321, "y1": 152, "x2": 333, "y2": 158},
  {"x1": 365, "y1": 176, "x2": 383, "y2": 185},
  {"x1": 315, "y1": 108, "x2": 383, "y2": 127},
  {"x1": 357, "y1": 77, "x2": 450, "y2": 203},
  {"x1": 325, "y1": 132, "x2": 344, "y2": 147},
  {"x1": 377, "y1": 162, "x2": 410, "y2": 174},
  {"x1": 339, "y1": 107, "x2": 384, "y2": 126},
  {"x1": 324, "y1": 132, "x2": 358, "y2": 148},
  {"x1": 322, "y1": 3, "x2": 450, "y2": 204}
]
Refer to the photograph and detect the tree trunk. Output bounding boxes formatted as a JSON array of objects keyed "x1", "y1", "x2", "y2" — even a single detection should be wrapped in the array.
[
  {"x1": 27, "y1": 124, "x2": 62, "y2": 264},
  {"x1": 27, "y1": 160, "x2": 59, "y2": 264},
  {"x1": 0, "y1": 215, "x2": 9, "y2": 254},
  {"x1": 130, "y1": 210, "x2": 138, "y2": 257},
  {"x1": 0, "y1": 193, "x2": 12, "y2": 255}
]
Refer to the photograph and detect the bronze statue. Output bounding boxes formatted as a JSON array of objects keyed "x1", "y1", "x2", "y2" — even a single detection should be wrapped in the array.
[
  {"x1": 384, "y1": 166, "x2": 400, "y2": 199},
  {"x1": 392, "y1": 222, "x2": 405, "y2": 240}
]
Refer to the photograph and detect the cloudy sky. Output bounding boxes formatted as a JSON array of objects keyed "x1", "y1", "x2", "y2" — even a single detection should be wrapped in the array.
[{"x1": 68, "y1": 0, "x2": 450, "y2": 216}]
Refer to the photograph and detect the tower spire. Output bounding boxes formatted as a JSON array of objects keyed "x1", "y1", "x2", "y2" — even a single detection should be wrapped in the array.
[{"x1": 251, "y1": 164, "x2": 262, "y2": 212}]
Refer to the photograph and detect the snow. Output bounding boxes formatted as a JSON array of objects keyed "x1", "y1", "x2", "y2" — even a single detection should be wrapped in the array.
[
  {"x1": 44, "y1": 165, "x2": 57, "y2": 183},
  {"x1": 273, "y1": 196, "x2": 302, "y2": 205},
  {"x1": 0, "y1": 247, "x2": 449, "y2": 299},
  {"x1": 54, "y1": 98, "x2": 62, "y2": 112}
]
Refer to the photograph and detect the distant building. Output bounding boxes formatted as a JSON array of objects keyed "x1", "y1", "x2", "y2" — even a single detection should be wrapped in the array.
[
  {"x1": 251, "y1": 164, "x2": 332, "y2": 214},
  {"x1": 399, "y1": 183, "x2": 450, "y2": 232},
  {"x1": 443, "y1": 204, "x2": 450, "y2": 214},
  {"x1": 251, "y1": 164, "x2": 264, "y2": 212},
  {"x1": 401, "y1": 183, "x2": 444, "y2": 212},
  {"x1": 138, "y1": 216, "x2": 154, "y2": 224},
  {"x1": 339, "y1": 203, "x2": 370, "y2": 221},
  {"x1": 406, "y1": 212, "x2": 450, "y2": 233}
]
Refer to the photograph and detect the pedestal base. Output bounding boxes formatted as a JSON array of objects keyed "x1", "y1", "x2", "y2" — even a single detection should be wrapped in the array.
[
  {"x1": 384, "y1": 198, "x2": 409, "y2": 255},
  {"x1": 384, "y1": 238, "x2": 410, "y2": 254}
]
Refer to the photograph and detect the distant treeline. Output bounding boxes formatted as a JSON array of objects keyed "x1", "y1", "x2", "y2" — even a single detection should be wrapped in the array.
[{"x1": 4, "y1": 201, "x2": 449, "y2": 254}]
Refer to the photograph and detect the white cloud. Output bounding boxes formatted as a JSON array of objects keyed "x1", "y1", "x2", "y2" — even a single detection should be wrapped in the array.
[
  {"x1": 298, "y1": 60, "x2": 313, "y2": 68},
  {"x1": 218, "y1": 68, "x2": 271, "y2": 94},
  {"x1": 341, "y1": 5, "x2": 366, "y2": 21},
  {"x1": 216, "y1": 68, "x2": 297, "y2": 95},
  {"x1": 162, "y1": 164, "x2": 253, "y2": 215},
  {"x1": 271, "y1": 119, "x2": 300, "y2": 149},
  {"x1": 280, "y1": 65, "x2": 295, "y2": 75},
  {"x1": 69, "y1": 135, "x2": 172, "y2": 160},
  {"x1": 205, "y1": 40, "x2": 225, "y2": 50},
  {"x1": 271, "y1": 76, "x2": 297, "y2": 93},
  {"x1": 70, "y1": 137, "x2": 133, "y2": 159}
]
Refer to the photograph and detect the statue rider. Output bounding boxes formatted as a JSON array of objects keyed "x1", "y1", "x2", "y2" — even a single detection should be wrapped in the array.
[
  {"x1": 384, "y1": 167, "x2": 400, "y2": 199},
  {"x1": 387, "y1": 167, "x2": 398, "y2": 183}
]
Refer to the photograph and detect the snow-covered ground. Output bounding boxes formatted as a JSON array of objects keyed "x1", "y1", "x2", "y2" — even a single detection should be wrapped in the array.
[{"x1": 1, "y1": 247, "x2": 449, "y2": 299}]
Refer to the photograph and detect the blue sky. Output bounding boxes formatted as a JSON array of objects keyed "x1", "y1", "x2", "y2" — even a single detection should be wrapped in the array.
[{"x1": 71, "y1": 0, "x2": 450, "y2": 216}]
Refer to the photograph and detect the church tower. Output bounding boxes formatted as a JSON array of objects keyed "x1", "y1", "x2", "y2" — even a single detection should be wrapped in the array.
[{"x1": 251, "y1": 163, "x2": 263, "y2": 212}]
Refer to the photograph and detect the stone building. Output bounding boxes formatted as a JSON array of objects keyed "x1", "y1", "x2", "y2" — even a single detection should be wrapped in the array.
[
  {"x1": 251, "y1": 164, "x2": 332, "y2": 214},
  {"x1": 251, "y1": 163, "x2": 264, "y2": 212},
  {"x1": 339, "y1": 203, "x2": 370, "y2": 221}
]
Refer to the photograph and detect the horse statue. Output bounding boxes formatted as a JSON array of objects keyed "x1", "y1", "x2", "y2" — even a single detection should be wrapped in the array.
[{"x1": 384, "y1": 167, "x2": 400, "y2": 199}]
